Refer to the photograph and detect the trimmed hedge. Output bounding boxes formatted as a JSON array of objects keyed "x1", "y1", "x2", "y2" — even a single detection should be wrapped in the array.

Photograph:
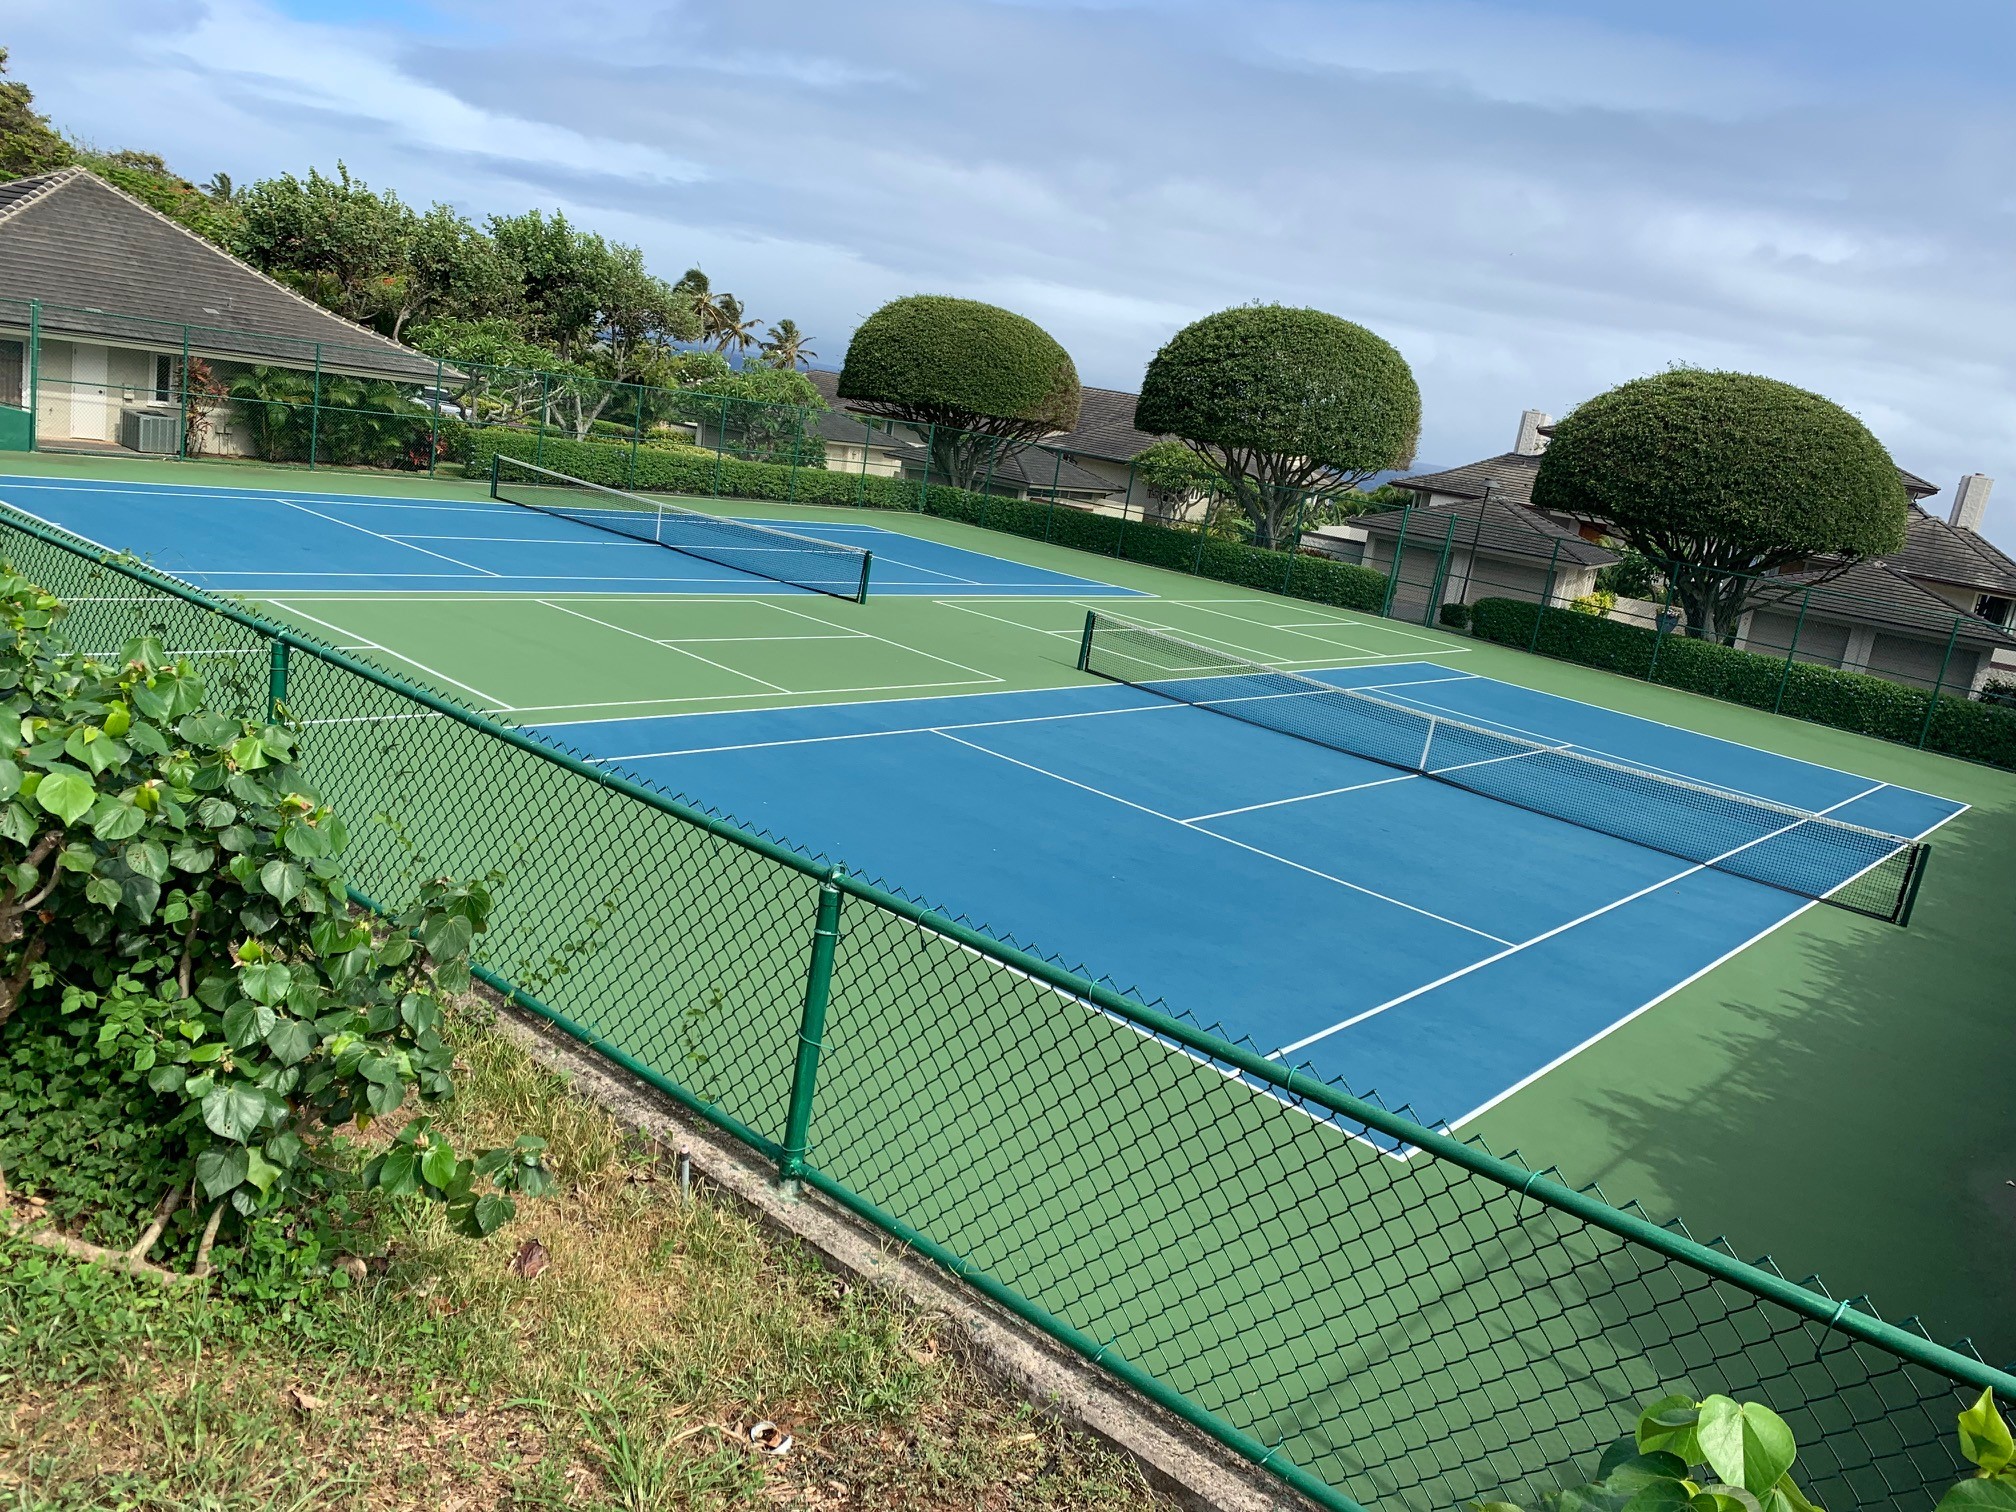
[
  {"x1": 1470, "y1": 598, "x2": 2016, "y2": 769},
  {"x1": 464, "y1": 428, "x2": 1389, "y2": 614}
]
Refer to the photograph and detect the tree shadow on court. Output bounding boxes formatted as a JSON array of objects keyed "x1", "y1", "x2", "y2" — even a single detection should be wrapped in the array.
[{"x1": 1478, "y1": 792, "x2": 2016, "y2": 1367}]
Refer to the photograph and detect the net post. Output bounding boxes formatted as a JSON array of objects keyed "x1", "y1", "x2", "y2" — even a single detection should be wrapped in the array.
[
  {"x1": 1528, "y1": 539, "x2": 1562, "y2": 652},
  {"x1": 777, "y1": 870, "x2": 845, "y2": 1193},
  {"x1": 1379, "y1": 504, "x2": 1411, "y2": 617},
  {"x1": 1897, "y1": 844, "x2": 1931, "y2": 927},
  {"x1": 1076, "y1": 610, "x2": 1098, "y2": 672},
  {"x1": 265, "y1": 640, "x2": 289, "y2": 723},
  {"x1": 488, "y1": 452, "x2": 502, "y2": 498},
  {"x1": 855, "y1": 551, "x2": 872, "y2": 604},
  {"x1": 1772, "y1": 583, "x2": 1814, "y2": 714},
  {"x1": 1917, "y1": 617, "x2": 1962, "y2": 748}
]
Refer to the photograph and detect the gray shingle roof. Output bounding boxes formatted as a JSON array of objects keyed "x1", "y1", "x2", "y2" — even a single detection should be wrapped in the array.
[
  {"x1": 0, "y1": 167, "x2": 440, "y2": 382},
  {"x1": 1041, "y1": 385, "x2": 1164, "y2": 463},
  {"x1": 1776, "y1": 558, "x2": 2016, "y2": 647},
  {"x1": 1390, "y1": 452, "x2": 1543, "y2": 507},
  {"x1": 1353, "y1": 492, "x2": 1617, "y2": 568},
  {"x1": 1885, "y1": 505, "x2": 2016, "y2": 595}
]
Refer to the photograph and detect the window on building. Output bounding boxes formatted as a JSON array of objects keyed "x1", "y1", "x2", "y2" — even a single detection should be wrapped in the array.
[
  {"x1": 1974, "y1": 594, "x2": 2013, "y2": 627},
  {"x1": 0, "y1": 340, "x2": 22, "y2": 409},
  {"x1": 153, "y1": 354, "x2": 182, "y2": 403}
]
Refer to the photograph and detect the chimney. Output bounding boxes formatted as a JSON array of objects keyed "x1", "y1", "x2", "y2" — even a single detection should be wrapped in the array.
[
  {"x1": 1951, "y1": 474, "x2": 1994, "y2": 533},
  {"x1": 1514, "y1": 410, "x2": 1552, "y2": 457}
]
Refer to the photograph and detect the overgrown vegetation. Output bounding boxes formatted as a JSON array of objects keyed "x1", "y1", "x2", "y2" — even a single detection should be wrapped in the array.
[
  {"x1": 0, "y1": 570, "x2": 546, "y2": 1279},
  {"x1": 0, "y1": 995, "x2": 1176, "y2": 1511}
]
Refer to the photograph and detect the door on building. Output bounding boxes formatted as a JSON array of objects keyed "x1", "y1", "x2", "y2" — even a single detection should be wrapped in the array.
[{"x1": 68, "y1": 343, "x2": 111, "y2": 441}]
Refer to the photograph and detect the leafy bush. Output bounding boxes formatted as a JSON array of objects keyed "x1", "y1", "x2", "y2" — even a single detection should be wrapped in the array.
[
  {"x1": 1473, "y1": 1392, "x2": 1820, "y2": 1512},
  {"x1": 1570, "y1": 590, "x2": 1618, "y2": 617},
  {"x1": 463, "y1": 429, "x2": 1391, "y2": 614},
  {"x1": 0, "y1": 572, "x2": 547, "y2": 1277},
  {"x1": 1439, "y1": 601, "x2": 1471, "y2": 630},
  {"x1": 1469, "y1": 597, "x2": 2016, "y2": 768},
  {"x1": 838, "y1": 295, "x2": 1080, "y2": 432}
]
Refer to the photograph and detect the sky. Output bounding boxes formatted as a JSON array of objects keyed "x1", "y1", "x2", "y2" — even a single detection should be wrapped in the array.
[{"x1": 9, "y1": 0, "x2": 2016, "y2": 546}]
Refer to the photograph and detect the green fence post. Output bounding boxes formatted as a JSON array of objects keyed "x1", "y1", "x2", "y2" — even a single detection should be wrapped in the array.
[
  {"x1": 175, "y1": 323, "x2": 190, "y2": 461},
  {"x1": 1771, "y1": 583, "x2": 1814, "y2": 714},
  {"x1": 917, "y1": 424, "x2": 933, "y2": 512},
  {"x1": 786, "y1": 405, "x2": 802, "y2": 505},
  {"x1": 1114, "y1": 479, "x2": 1130, "y2": 560},
  {"x1": 1378, "y1": 505, "x2": 1412, "y2": 617},
  {"x1": 1527, "y1": 538, "x2": 1563, "y2": 653},
  {"x1": 535, "y1": 373, "x2": 549, "y2": 468},
  {"x1": 1192, "y1": 485, "x2": 1214, "y2": 575},
  {"x1": 1278, "y1": 494, "x2": 1306, "y2": 593},
  {"x1": 712, "y1": 395, "x2": 729, "y2": 499},
  {"x1": 426, "y1": 356, "x2": 443, "y2": 478},
  {"x1": 306, "y1": 344, "x2": 322, "y2": 471},
  {"x1": 265, "y1": 641, "x2": 289, "y2": 723},
  {"x1": 1424, "y1": 512, "x2": 1459, "y2": 626},
  {"x1": 1044, "y1": 450, "x2": 1062, "y2": 542},
  {"x1": 627, "y1": 384, "x2": 644, "y2": 490},
  {"x1": 1917, "y1": 618, "x2": 1962, "y2": 749},
  {"x1": 23, "y1": 301, "x2": 37, "y2": 452},
  {"x1": 977, "y1": 435, "x2": 1001, "y2": 529},
  {"x1": 1647, "y1": 569, "x2": 1680, "y2": 679},
  {"x1": 777, "y1": 871, "x2": 845, "y2": 1193}
]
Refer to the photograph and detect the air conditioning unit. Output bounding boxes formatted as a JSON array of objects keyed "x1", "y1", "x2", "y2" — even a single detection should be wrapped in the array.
[{"x1": 120, "y1": 406, "x2": 181, "y2": 454}]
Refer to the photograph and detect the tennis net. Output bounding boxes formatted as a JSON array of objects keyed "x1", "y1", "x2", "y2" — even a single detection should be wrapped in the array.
[
  {"x1": 1078, "y1": 612, "x2": 1930, "y2": 925},
  {"x1": 491, "y1": 456, "x2": 872, "y2": 602}
]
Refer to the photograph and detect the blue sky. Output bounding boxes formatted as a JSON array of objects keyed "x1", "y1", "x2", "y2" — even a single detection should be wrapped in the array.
[{"x1": 10, "y1": 0, "x2": 2015, "y2": 545}]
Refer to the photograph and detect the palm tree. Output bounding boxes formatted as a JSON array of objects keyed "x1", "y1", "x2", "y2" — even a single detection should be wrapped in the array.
[
  {"x1": 759, "y1": 319, "x2": 815, "y2": 369},
  {"x1": 709, "y1": 294, "x2": 761, "y2": 359},
  {"x1": 680, "y1": 267, "x2": 726, "y2": 341}
]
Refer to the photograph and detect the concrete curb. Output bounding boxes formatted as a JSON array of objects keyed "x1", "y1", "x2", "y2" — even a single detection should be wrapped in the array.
[{"x1": 485, "y1": 998, "x2": 1323, "y2": 1512}]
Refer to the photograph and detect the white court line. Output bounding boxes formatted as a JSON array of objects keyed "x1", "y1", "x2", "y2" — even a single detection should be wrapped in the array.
[
  {"x1": 757, "y1": 597, "x2": 1006, "y2": 683},
  {"x1": 1175, "y1": 600, "x2": 1381, "y2": 657},
  {"x1": 655, "y1": 634, "x2": 862, "y2": 645},
  {"x1": 503, "y1": 676, "x2": 998, "y2": 717},
  {"x1": 1270, "y1": 779, "x2": 1894, "y2": 1060},
  {"x1": 937, "y1": 600, "x2": 1079, "y2": 639},
  {"x1": 265, "y1": 600, "x2": 514, "y2": 708},
  {"x1": 281, "y1": 500, "x2": 501, "y2": 577},
  {"x1": 1184, "y1": 774, "x2": 1416, "y2": 822},
  {"x1": 1416, "y1": 797, "x2": 1974, "y2": 1151},
  {"x1": 933, "y1": 729, "x2": 1513, "y2": 946},
  {"x1": 534, "y1": 599, "x2": 793, "y2": 694}
]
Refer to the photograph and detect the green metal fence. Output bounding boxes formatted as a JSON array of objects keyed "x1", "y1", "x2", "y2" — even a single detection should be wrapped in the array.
[{"x1": 0, "y1": 500, "x2": 2008, "y2": 1511}]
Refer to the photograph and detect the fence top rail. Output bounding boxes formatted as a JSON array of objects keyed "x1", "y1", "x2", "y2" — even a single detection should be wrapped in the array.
[{"x1": 0, "y1": 498, "x2": 2006, "y2": 1402}]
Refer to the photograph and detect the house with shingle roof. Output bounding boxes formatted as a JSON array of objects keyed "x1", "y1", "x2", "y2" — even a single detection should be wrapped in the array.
[
  {"x1": 0, "y1": 166, "x2": 444, "y2": 456},
  {"x1": 800, "y1": 369, "x2": 1124, "y2": 503},
  {"x1": 1379, "y1": 410, "x2": 2016, "y2": 694}
]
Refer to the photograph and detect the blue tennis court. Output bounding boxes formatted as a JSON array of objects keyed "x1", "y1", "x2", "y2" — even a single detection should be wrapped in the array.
[
  {"x1": 0, "y1": 474, "x2": 1137, "y2": 598},
  {"x1": 539, "y1": 660, "x2": 1965, "y2": 1146}
]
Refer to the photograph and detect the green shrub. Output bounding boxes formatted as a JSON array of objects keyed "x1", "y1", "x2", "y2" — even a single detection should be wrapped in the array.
[
  {"x1": 0, "y1": 572, "x2": 549, "y2": 1278},
  {"x1": 1439, "y1": 601, "x2": 1471, "y2": 630},
  {"x1": 463, "y1": 429, "x2": 1390, "y2": 614},
  {"x1": 1469, "y1": 597, "x2": 2016, "y2": 768}
]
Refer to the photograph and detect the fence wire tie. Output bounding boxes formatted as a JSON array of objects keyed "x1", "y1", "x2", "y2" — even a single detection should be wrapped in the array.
[
  {"x1": 1257, "y1": 1434, "x2": 1288, "y2": 1468},
  {"x1": 1089, "y1": 1335, "x2": 1120, "y2": 1366},
  {"x1": 1815, "y1": 1298, "x2": 1855, "y2": 1361}
]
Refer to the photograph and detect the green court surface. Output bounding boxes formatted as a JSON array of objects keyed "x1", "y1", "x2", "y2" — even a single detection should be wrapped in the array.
[{"x1": 11, "y1": 449, "x2": 2016, "y2": 1376}]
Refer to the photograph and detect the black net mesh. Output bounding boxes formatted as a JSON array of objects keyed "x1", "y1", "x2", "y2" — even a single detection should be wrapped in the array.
[
  {"x1": 1081, "y1": 611, "x2": 1929, "y2": 925},
  {"x1": 491, "y1": 455, "x2": 871, "y2": 601}
]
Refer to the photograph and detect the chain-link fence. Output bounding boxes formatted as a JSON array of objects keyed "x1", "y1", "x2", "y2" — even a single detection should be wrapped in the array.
[{"x1": 2, "y1": 501, "x2": 2008, "y2": 1512}]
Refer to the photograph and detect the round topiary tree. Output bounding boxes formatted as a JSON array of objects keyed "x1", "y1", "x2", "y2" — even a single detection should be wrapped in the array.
[
  {"x1": 1134, "y1": 305, "x2": 1420, "y2": 550},
  {"x1": 1531, "y1": 369, "x2": 1909, "y2": 642},
  {"x1": 838, "y1": 295, "x2": 1080, "y2": 489}
]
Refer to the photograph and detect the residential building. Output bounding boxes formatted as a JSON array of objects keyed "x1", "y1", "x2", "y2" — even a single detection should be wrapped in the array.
[{"x1": 0, "y1": 166, "x2": 443, "y2": 457}]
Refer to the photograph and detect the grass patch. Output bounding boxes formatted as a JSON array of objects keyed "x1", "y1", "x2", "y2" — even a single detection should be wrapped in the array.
[{"x1": 0, "y1": 1004, "x2": 1175, "y2": 1511}]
